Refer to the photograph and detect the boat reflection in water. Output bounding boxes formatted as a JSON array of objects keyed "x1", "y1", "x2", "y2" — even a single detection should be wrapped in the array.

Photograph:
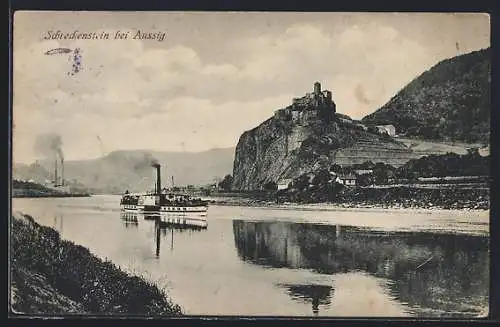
[
  {"x1": 120, "y1": 212, "x2": 207, "y2": 257},
  {"x1": 120, "y1": 212, "x2": 139, "y2": 228},
  {"x1": 232, "y1": 220, "x2": 489, "y2": 318},
  {"x1": 154, "y1": 218, "x2": 207, "y2": 257},
  {"x1": 141, "y1": 212, "x2": 208, "y2": 229}
]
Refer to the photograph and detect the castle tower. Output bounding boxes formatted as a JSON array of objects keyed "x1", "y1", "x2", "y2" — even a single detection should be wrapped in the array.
[
  {"x1": 314, "y1": 82, "x2": 321, "y2": 95},
  {"x1": 322, "y1": 90, "x2": 332, "y2": 103}
]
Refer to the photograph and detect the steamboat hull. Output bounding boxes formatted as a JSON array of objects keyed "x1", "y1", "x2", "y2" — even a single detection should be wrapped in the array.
[
  {"x1": 121, "y1": 211, "x2": 208, "y2": 229},
  {"x1": 120, "y1": 206, "x2": 208, "y2": 228},
  {"x1": 120, "y1": 204, "x2": 208, "y2": 228},
  {"x1": 121, "y1": 204, "x2": 207, "y2": 215}
]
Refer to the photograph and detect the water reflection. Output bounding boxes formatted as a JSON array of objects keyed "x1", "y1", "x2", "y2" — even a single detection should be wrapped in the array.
[
  {"x1": 278, "y1": 284, "x2": 333, "y2": 316},
  {"x1": 120, "y1": 214, "x2": 208, "y2": 257},
  {"x1": 232, "y1": 220, "x2": 489, "y2": 317},
  {"x1": 120, "y1": 212, "x2": 139, "y2": 228}
]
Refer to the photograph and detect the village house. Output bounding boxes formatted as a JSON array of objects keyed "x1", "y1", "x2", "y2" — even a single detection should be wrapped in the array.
[
  {"x1": 354, "y1": 169, "x2": 373, "y2": 176},
  {"x1": 375, "y1": 125, "x2": 396, "y2": 137},
  {"x1": 277, "y1": 178, "x2": 293, "y2": 191},
  {"x1": 335, "y1": 174, "x2": 357, "y2": 186}
]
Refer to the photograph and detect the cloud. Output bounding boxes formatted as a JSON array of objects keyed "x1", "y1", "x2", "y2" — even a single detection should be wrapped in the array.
[
  {"x1": 13, "y1": 93, "x2": 292, "y2": 163},
  {"x1": 12, "y1": 32, "x2": 293, "y2": 161},
  {"x1": 230, "y1": 22, "x2": 435, "y2": 114},
  {"x1": 12, "y1": 17, "x2": 489, "y2": 163},
  {"x1": 354, "y1": 84, "x2": 371, "y2": 105}
]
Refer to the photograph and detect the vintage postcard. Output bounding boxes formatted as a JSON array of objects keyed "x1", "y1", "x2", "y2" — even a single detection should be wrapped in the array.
[{"x1": 10, "y1": 11, "x2": 490, "y2": 318}]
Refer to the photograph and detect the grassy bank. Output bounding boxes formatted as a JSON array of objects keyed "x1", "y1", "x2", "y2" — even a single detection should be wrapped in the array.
[{"x1": 10, "y1": 214, "x2": 182, "y2": 316}]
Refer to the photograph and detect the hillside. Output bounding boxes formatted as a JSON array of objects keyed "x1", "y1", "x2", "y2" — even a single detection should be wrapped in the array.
[
  {"x1": 362, "y1": 48, "x2": 490, "y2": 144},
  {"x1": 13, "y1": 148, "x2": 235, "y2": 194},
  {"x1": 232, "y1": 112, "x2": 414, "y2": 191}
]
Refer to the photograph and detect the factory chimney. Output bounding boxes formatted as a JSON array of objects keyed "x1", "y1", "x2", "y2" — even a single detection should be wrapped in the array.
[
  {"x1": 61, "y1": 158, "x2": 64, "y2": 186},
  {"x1": 54, "y1": 160, "x2": 58, "y2": 185}
]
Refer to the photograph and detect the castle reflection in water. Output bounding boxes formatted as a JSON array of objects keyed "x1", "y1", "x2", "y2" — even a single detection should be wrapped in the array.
[
  {"x1": 232, "y1": 220, "x2": 489, "y2": 317},
  {"x1": 117, "y1": 211, "x2": 488, "y2": 317}
]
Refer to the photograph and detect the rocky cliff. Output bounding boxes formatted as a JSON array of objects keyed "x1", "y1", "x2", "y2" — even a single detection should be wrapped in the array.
[{"x1": 232, "y1": 114, "x2": 413, "y2": 190}]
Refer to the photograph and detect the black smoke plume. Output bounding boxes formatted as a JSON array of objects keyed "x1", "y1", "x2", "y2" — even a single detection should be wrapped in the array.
[
  {"x1": 34, "y1": 133, "x2": 64, "y2": 161},
  {"x1": 132, "y1": 152, "x2": 159, "y2": 172}
]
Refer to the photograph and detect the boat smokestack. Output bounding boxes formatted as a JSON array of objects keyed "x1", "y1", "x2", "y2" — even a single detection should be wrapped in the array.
[{"x1": 151, "y1": 163, "x2": 161, "y2": 196}]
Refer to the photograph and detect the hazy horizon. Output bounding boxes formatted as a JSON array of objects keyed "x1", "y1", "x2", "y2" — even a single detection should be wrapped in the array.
[
  {"x1": 13, "y1": 12, "x2": 490, "y2": 163},
  {"x1": 14, "y1": 146, "x2": 236, "y2": 166}
]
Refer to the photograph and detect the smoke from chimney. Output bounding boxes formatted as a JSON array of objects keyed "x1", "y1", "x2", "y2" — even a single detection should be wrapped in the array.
[
  {"x1": 34, "y1": 134, "x2": 66, "y2": 186},
  {"x1": 35, "y1": 133, "x2": 64, "y2": 165},
  {"x1": 133, "y1": 153, "x2": 158, "y2": 172},
  {"x1": 35, "y1": 133, "x2": 64, "y2": 160}
]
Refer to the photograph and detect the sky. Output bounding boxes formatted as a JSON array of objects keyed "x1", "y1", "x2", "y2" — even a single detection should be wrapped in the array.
[{"x1": 13, "y1": 12, "x2": 490, "y2": 164}]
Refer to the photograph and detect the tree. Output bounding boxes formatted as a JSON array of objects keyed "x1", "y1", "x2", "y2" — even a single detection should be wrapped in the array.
[
  {"x1": 329, "y1": 164, "x2": 342, "y2": 173},
  {"x1": 367, "y1": 126, "x2": 379, "y2": 134},
  {"x1": 327, "y1": 181, "x2": 345, "y2": 201},
  {"x1": 218, "y1": 174, "x2": 233, "y2": 191},
  {"x1": 373, "y1": 163, "x2": 395, "y2": 185},
  {"x1": 357, "y1": 174, "x2": 373, "y2": 187},
  {"x1": 213, "y1": 176, "x2": 222, "y2": 186},
  {"x1": 467, "y1": 147, "x2": 480, "y2": 157},
  {"x1": 317, "y1": 155, "x2": 330, "y2": 170},
  {"x1": 312, "y1": 169, "x2": 330, "y2": 186},
  {"x1": 292, "y1": 174, "x2": 310, "y2": 191},
  {"x1": 263, "y1": 181, "x2": 278, "y2": 191},
  {"x1": 356, "y1": 161, "x2": 375, "y2": 170}
]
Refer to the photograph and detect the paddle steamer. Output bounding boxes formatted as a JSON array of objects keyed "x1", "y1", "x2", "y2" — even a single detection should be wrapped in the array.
[{"x1": 119, "y1": 163, "x2": 208, "y2": 227}]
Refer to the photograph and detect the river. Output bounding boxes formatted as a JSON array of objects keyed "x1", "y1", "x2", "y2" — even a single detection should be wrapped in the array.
[{"x1": 11, "y1": 195, "x2": 489, "y2": 317}]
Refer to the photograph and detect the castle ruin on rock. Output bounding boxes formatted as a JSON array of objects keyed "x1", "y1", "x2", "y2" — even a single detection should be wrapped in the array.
[{"x1": 274, "y1": 82, "x2": 337, "y2": 124}]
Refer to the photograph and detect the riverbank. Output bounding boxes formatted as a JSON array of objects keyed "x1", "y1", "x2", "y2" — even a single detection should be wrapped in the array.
[
  {"x1": 208, "y1": 185, "x2": 490, "y2": 211},
  {"x1": 334, "y1": 185, "x2": 489, "y2": 210},
  {"x1": 12, "y1": 180, "x2": 91, "y2": 198},
  {"x1": 10, "y1": 213, "x2": 182, "y2": 316},
  {"x1": 12, "y1": 191, "x2": 91, "y2": 198},
  {"x1": 209, "y1": 199, "x2": 490, "y2": 212}
]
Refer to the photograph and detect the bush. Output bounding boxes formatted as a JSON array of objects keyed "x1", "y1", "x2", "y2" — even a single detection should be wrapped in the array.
[{"x1": 397, "y1": 152, "x2": 489, "y2": 179}]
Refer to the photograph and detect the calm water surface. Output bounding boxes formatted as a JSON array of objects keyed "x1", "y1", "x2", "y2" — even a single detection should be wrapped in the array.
[{"x1": 12, "y1": 195, "x2": 489, "y2": 317}]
